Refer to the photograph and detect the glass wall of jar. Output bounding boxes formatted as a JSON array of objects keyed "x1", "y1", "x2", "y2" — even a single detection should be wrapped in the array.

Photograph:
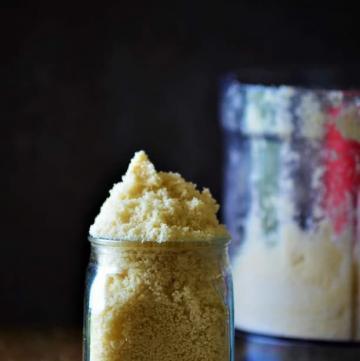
[
  {"x1": 220, "y1": 77, "x2": 360, "y2": 342},
  {"x1": 83, "y1": 237, "x2": 234, "y2": 361}
]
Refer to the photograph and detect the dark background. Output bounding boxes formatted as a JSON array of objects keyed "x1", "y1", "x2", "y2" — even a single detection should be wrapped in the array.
[{"x1": 2, "y1": 4, "x2": 360, "y2": 327}]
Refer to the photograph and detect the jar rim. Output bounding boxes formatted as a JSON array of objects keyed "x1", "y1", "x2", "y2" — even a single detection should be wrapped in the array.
[
  {"x1": 88, "y1": 235, "x2": 230, "y2": 248},
  {"x1": 222, "y1": 67, "x2": 360, "y2": 91},
  {"x1": 223, "y1": 78, "x2": 360, "y2": 95}
]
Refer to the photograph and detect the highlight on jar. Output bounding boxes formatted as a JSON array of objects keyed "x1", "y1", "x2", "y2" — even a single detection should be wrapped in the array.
[
  {"x1": 83, "y1": 151, "x2": 234, "y2": 361},
  {"x1": 220, "y1": 80, "x2": 360, "y2": 342}
]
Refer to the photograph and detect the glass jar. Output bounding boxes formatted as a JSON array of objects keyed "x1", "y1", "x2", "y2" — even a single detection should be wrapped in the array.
[
  {"x1": 83, "y1": 237, "x2": 234, "y2": 361},
  {"x1": 220, "y1": 77, "x2": 360, "y2": 342}
]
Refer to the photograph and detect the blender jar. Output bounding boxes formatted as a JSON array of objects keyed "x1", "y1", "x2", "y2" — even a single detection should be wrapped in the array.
[{"x1": 220, "y1": 78, "x2": 360, "y2": 341}]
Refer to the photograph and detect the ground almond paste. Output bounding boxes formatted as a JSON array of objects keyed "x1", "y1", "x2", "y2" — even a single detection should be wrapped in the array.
[
  {"x1": 90, "y1": 151, "x2": 228, "y2": 242},
  {"x1": 88, "y1": 151, "x2": 230, "y2": 361}
]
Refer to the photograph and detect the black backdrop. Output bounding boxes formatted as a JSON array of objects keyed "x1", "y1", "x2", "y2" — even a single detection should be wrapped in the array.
[{"x1": 2, "y1": 4, "x2": 360, "y2": 326}]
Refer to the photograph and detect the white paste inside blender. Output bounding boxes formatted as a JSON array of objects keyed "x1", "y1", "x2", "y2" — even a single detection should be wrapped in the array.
[{"x1": 231, "y1": 89, "x2": 360, "y2": 340}]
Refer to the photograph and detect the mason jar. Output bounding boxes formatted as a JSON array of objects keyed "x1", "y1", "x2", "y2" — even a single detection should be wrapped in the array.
[
  {"x1": 220, "y1": 76, "x2": 360, "y2": 342},
  {"x1": 83, "y1": 237, "x2": 234, "y2": 361}
]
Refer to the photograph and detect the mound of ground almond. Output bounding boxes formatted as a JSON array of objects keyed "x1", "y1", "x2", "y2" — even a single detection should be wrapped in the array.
[{"x1": 89, "y1": 150, "x2": 229, "y2": 242}]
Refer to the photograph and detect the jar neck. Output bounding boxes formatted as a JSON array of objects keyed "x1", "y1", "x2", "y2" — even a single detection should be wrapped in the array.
[
  {"x1": 88, "y1": 237, "x2": 230, "y2": 268},
  {"x1": 89, "y1": 235, "x2": 229, "y2": 247}
]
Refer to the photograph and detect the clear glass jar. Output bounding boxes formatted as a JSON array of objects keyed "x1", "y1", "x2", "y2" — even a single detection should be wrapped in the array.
[
  {"x1": 83, "y1": 237, "x2": 234, "y2": 361},
  {"x1": 220, "y1": 78, "x2": 360, "y2": 342}
]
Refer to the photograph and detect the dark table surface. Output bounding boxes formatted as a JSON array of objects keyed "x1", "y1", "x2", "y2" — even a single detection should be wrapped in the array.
[
  {"x1": 1, "y1": 328, "x2": 360, "y2": 361},
  {"x1": 0, "y1": 328, "x2": 81, "y2": 361}
]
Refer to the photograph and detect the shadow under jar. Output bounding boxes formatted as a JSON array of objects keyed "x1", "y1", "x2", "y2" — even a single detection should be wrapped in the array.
[{"x1": 83, "y1": 237, "x2": 234, "y2": 361}]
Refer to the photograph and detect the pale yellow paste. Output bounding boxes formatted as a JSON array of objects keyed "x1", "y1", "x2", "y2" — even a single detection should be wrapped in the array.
[{"x1": 90, "y1": 151, "x2": 229, "y2": 242}]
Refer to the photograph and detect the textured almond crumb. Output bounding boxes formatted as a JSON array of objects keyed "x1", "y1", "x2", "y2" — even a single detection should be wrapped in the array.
[
  {"x1": 89, "y1": 151, "x2": 229, "y2": 242},
  {"x1": 89, "y1": 245, "x2": 230, "y2": 361}
]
